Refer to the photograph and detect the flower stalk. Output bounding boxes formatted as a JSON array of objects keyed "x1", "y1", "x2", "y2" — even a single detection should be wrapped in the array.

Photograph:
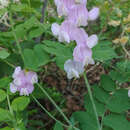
[{"x1": 83, "y1": 72, "x2": 101, "y2": 130}]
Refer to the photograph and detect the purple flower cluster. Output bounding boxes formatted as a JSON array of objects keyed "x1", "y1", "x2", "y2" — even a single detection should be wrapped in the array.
[
  {"x1": 52, "y1": 0, "x2": 99, "y2": 79},
  {"x1": 10, "y1": 67, "x2": 38, "y2": 96}
]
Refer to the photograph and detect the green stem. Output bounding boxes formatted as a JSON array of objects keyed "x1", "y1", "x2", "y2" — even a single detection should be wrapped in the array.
[
  {"x1": 32, "y1": 95, "x2": 69, "y2": 128},
  {"x1": 3, "y1": 60, "x2": 15, "y2": 68},
  {"x1": 83, "y1": 73, "x2": 101, "y2": 130},
  {"x1": 37, "y1": 83, "x2": 71, "y2": 126},
  {"x1": 7, "y1": 93, "x2": 17, "y2": 128},
  {"x1": 9, "y1": 11, "x2": 25, "y2": 62},
  {"x1": 7, "y1": 93, "x2": 13, "y2": 115},
  {"x1": 27, "y1": 0, "x2": 31, "y2": 8},
  {"x1": 100, "y1": 89, "x2": 116, "y2": 130}
]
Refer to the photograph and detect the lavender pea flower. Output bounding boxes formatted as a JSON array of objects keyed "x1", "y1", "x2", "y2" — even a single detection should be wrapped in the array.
[
  {"x1": 74, "y1": 27, "x2": 98, "y2": 48},
  {"x1": 10, "y1": 66, "x2": 38, "y2": 96},
  {"x1": 88, "y1": 7, "x2": 99, "y2": 21},
  {"x1": 74, "y1": 28, "x2": 88, "y2": 45},
  {"x1": 51, "y1": 21, "x2": 78, "y2": 43},
  {"x1": 86, "y1": 34, "x2": 98, "y2": 48},
  {"x1": 64, "y1": 59, "x2": 84, "y2": 79},
  {"x1": 54, "y1": 0, "x2": 75, "y2": 17},
  {"x1": 67, "y1": 4, "x2": 89, "y2": 27},
  {"x1": 73, "y1": 45, "x2": 95, "y2": 66},
  {"x1": 128, "y1": 90, "x2": 130, "y2": 98},
  {"x1": 73, "y1": 34, "x2": 98, "y2": 66}
]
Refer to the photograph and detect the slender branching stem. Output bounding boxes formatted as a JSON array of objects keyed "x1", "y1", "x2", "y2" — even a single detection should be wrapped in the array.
[
  {"x1": 83, "y1": 72, "x2": 101, "y2": 130},
  {"x1": 9, "y1": 12, "x2": 25, "y2": 62},
  {"x1": 37, "y1": 83, "x2": 71, "y2": 125},
  {"x1": 37, "y1": 83, "x2": 80, "y2": 130},
  {"x1": 32, "y1": 95, "x2": 69, "y2": 128},
  {"x1": 7, "y1": 93, "x2": 17, "y2": 128}
]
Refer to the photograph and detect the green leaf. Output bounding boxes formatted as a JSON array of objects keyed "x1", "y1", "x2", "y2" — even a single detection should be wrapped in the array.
[
  {"x1": 34, "y1": 44, "x2": 50, "y2": 66},
  {"x1": 0, "y1": 127, "x2": 12, "y2": 130},
  {"x1": 28, "y1": 28, "x2": 44, "y2": 39},
  {"x1": 93, "y1": 41, "x2": 117, "y2": 61},
  {"x1": 0, "y1": 108, "x2": 11, "y2": 122},
  {"x1": 43, "y1": 40, "x2": 73, "y2": 56},
  {"x1": 103, "y1": 126, "x2": 113, "y2": 130},
  {"x1": 109, "y1": 71, "x2": 129, "y2": 83},
  {"x1": 116, "y1": 60, "x2": 130, "y2": 73},
  {"x1": 53, "y1": 122, "x2": 64, "y2": 130},
  {"x1": 100, "y1": 75, "x2": 116, "y2": 92},
  {"x1": 23, "y1": 16, "x2": 39, "y2": 30},
  {"x1": 0, "y1": 89, "x2": 6, "y2": 102},
  {"x1": 16, "y1": 122, "x2": 26, "y2": 130},
  {"x1": 0, "y1": 50, "x2": 10, "y2": 59},
  {"x1": 84, "y1": 95, "x2": 105, "y2": 116},
  {"x1": 11, "y1": 96, "x2": 30, "y2": 111},
  {"x1": 55, "y1": 56, "x2": 70, "y2": 70},
  {"x1": 14, "y1": 24, "x2": 26, "y2": 39},
  {"x1": 103, "y1": 114, "x2": 130, "y2": 130},
  {"x1": 93, "y1": 85, "x2": 130, "y2": 113},
  {"x1": 10, "y1": 4, "x2": 34, "y2": 13},
  {"x1": 23, "y1": 49, "x2": 39, "y2": 71},
  {"x1": 0, "y1": 77, "x2": 11, "y2": 89},
  {"x1": 115, "y1": 61, "x2": 130, "y2": 82},
  {"x1": 106, "y1": 89, "x2": 130, "y2": 113},
  {"x1": 72, "y1": 111, "x2": 99, "y2": 130},
  {"x1": 93, "y1": 85, "x2": 110, "y2": 104},
  {"x1": 23, "y1": 44, "x2": 51, "y2": 71},
  {"x1": 42, "y1": 40, "x2": 73, "y2": 69}
]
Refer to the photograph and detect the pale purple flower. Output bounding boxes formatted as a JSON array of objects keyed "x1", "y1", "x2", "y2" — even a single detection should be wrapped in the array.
[
  {"x1": 25, "y1": 71, "x2": 38, "y2": 84},
  {"x1": 51, "y1": 21, "x2": 78, "y2": 43},
  {"x1": 10, "y1": 83, "x2": 17, "y2": 93},
  {"x1": 10, "y1": 67, "x2": 38, "y2": 96},
  {"x1": 86, "y1": 34, "x2": 98, "y2": 48},
  {"x1": 74, "y1": 28, "x2": 88, "y2": 45},
  {"x1": 73, "y1": 45, "x2": 95, "y2": 66},
  {"x1": 73, "y1": 34, "x2": 98, "y2": 66},
  {"x1": 54, "y1": 0, "x2": 75, "y2": 17},
  {"x1": 128, "y1": 90, "x2": 130, "y2": 98},
  {"x1": 67, "y1": 4, "x2": 89, "y2": 27},
  {"x1": 18, "y1": 83, "x2": 34, "y2": 96},
  {"x1": 64, "y1": 59, "x2": 84, "y2": 79},
  {"x1": 74, "y1": 28, "x2": 98, "y2": 48},
  {"x1": 12, "y1": 66, "x2": 22, "y2": 78},
  {"x1": 51, "y1": 23, "x2": 60, "y2": 37},
  {"x1": 88, "y1": 7, "x2": 99, "y2": 21}
]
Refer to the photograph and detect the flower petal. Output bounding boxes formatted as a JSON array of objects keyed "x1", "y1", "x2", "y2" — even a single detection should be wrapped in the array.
[
  {"x1": 58, "y1": 31, "x2": 70, "y2": 43},
  {"x1": 73, "y1": 45, "x2": 92, "y2": 65},
  {"x1": 128, "y1": 90, "x2": 130, "y2": 98},
  {"x1": 25, "y1": 71, "x2": 38, "y2": 84},
  {"x1": 10, "y1": 83, "x2": 17, "y2": 93},
  {"x1": 12, "y1": 66, "x2": 22, "y2": 78},
  {"x1": 51, "y1": 23, "x2": 60, "y2": 36},
  {"x1": 88, "y1": 7, "x2": 99, "y2": 21},
  {"x1": 64, "y1": 59, "x2": 84, "y2": 79},
  {"x1": 87, "y1": 34, "x2": 98, "y2": 48}
]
